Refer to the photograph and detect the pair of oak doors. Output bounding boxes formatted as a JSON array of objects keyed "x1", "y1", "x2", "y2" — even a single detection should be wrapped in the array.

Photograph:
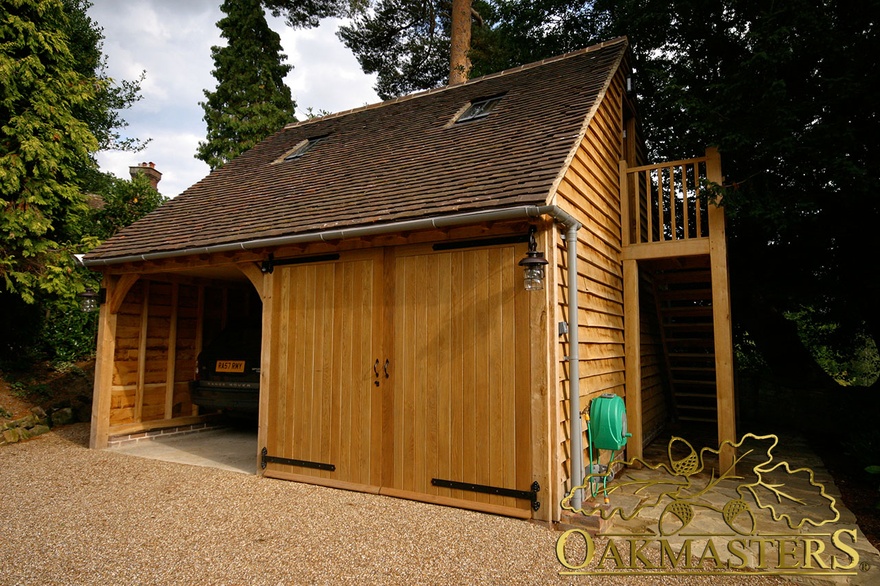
[{"x1": 261, "y1": 242, "x2": 537, "y2": 515}]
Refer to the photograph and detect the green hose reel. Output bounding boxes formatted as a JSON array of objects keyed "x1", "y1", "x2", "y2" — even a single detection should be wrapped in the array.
[
  {"x1": 585, "y1": 393, "x2": 632, "y2": 499},
  {"x1": 588, "y1": 393, "x2": 631, "y2": 452}
]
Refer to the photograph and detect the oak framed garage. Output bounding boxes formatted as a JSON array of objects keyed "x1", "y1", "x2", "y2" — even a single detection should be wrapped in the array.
[{"x1": 83, "y1": 37, "x2": 734, "y2": 523}]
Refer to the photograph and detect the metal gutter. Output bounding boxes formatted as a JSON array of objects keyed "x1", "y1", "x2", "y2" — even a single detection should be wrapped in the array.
[{"x1": 83, "y1": 206, "x2": 550, "y2": 267}]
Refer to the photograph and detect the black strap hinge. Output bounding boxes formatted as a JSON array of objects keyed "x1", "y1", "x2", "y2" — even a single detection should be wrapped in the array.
[
  {"x1": 431, "y1": 478, "x2": 541, "y2": 511},
  {"x1": 261, "y1": 447, "x2": 335, "y2": 471}
]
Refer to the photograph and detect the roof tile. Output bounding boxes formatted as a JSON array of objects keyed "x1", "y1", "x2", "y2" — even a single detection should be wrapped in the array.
[{"x1": 86, "y1": 38, "x2": 627, "y2": 262}]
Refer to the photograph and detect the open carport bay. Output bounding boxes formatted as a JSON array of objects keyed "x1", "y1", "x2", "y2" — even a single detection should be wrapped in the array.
[{"x1": 109, "y1": 425, "x2": 258, "y2": 474}]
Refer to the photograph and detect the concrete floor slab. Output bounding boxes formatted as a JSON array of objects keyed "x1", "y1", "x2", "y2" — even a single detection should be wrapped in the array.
[{"x1": 110, "y1": 427, "x2": 258, "y2": 474}]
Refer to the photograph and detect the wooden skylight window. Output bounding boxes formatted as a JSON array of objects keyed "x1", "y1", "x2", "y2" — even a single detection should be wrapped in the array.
[{"x1": 456, "y1": 96, "x2": 503, "y2": 123}]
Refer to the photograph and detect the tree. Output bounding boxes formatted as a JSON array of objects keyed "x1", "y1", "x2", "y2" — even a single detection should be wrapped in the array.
[
  {"x1": 448, "y1": 0, "x2": 472, "y2": 84},
  {"x1": 262, "y1": 0, "x2": 484, "y2": 99},
  {"x1": 87, "y1": 172, "x2": 168, "y2": 241},
  {"x1": 0, "y1": 0, "x2": 151, "y2": 368},
  {"x1": 337, "y1": 0, "x2": 451, "y2": 98},
  {"x1": 340, "y1": 0, "x2": 498, "y2": 99},
  {"x1": 197, "y1": 0, "x2": 297, "y2": 170},
  {"x1": 262, "y1": 0, "x2": 366, "y2": 28},
  {"x1": 0, "y1": 0, "x2": 100, "y2": 303}
]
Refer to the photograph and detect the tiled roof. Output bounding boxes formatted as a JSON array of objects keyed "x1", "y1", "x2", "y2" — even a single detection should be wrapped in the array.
[{"x1": 85, "y1": 38, "x2": 627, "y2": 263}]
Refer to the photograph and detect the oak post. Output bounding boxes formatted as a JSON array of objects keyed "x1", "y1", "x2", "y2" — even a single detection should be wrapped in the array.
[
  {"x1": 90, "y1": 275, "x2": 118, "y2": 449},
  {"x1": 623, "y1": 258, "x2": 643, "y2": 460},
  {"x1": 706, "y1": 146, "x2": 736, "y2": 471},
  {"x1": 256, "y1": 270, "x2": 273, "y2": 473}
]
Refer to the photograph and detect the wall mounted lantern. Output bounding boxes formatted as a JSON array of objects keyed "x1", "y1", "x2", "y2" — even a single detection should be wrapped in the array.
[
  {"x1": 518, "y1": 226, "x2": 549, "y2": 291},
  {"x1": 79, "y1": 287, "x2": 105, "y2": 312}
]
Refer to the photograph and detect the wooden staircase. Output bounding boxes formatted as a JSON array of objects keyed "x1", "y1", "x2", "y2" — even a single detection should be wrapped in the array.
[
  {"x1": 650, "y1": 258, "x2": 718, "y2": 424},
  {"x1": 621, "y1": 148, "x2": 736, "y2": 468}
]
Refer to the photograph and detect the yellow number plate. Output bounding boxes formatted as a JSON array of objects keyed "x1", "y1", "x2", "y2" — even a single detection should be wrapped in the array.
[{"x1": 215, "y1": 360, "x2": 245, "y2": 373}]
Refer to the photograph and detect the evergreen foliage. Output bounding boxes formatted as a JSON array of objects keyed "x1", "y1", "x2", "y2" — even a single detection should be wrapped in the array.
[
  {"x1": 84, "y1": 172, "x2": 169, "y2": 242},
  {"x1": 197, "y1": 0, "x2": 297, "y2": 170},
  {"x1": 338, "y1": 0, "x2": 453, "y2": 99},
  {"x1": 62, "y1": 0, "x2": 146, "y2": 156},
  {"x1": 592, "y1": 0, "x2": 880, "y2": 390},
  {"x1": 0, "y1": 0, "x2": 154, "y2": 367},
  {"x1": 0, "y1": 0, "x2": 100, "y2": 303},
  {"x1": 262, "y1": 0, "x2": 366, "y2": 28}
]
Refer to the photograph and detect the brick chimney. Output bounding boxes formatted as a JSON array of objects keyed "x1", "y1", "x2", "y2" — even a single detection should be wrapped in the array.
[{"x1": 129, "y1": 161, "x2": 162, "y2": 190}]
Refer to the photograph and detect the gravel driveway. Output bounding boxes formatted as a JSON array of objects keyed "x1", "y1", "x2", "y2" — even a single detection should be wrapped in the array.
[{"x1": 1, "y1": 423, "x2": 795, "y2": 585}]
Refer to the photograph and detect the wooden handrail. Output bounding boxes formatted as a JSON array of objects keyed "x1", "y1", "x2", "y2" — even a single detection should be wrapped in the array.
[{"x1": 621, "y1": 148, "x2": 721, "y2": 248}]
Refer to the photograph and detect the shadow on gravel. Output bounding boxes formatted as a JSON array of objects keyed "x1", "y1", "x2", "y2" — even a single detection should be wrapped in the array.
[{"x1": 51, "y1": 421, "x2": 91, "y2": 447}]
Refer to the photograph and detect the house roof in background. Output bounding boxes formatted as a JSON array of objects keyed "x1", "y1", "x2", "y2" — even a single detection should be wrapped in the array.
[{"x1": 85, "y1": 37, "x2": 628, "y2": 263}]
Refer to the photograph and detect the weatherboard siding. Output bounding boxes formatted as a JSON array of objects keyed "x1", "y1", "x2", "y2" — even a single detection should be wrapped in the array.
[
  {"x1": 639, "y1": 276, "x2": 668, "y2": 444},
  {"x1": 553, "y1": 70, "x2": 629, "y2": 494},
  {"x1": 106, "y1": 280, "x2": 227, "y2": 428}
]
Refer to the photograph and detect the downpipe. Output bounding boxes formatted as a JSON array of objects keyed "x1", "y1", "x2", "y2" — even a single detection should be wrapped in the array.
[{"x1": 531, "y1": 207, "x2": 584, "y2": 509}]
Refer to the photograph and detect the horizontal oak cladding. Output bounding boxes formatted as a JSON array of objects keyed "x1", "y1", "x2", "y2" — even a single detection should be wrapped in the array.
[
  {"x1": 110, "y1": 388, "x2": 136, "y2": 409},
  {"x1": 107, "y1": 279, "x2": 236, "y2": 427},
  {"x1": 553, "y1": 73, "x2": 626, "y2": 499},
  {"x1": 112, "y1": 362, "x2": 139, "y2": 386},
  {"x1": 141, "y1": 402, "x2": 165, "y2": 422},
  {"x1": 109, "y1": 407, "x2": 134, "y2": 426}
]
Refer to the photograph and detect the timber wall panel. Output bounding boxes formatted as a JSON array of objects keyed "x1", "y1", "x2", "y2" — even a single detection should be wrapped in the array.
[
  {"x1": 553, "y1": 71, "x2": 627, "y2": 494},
  {"x1": 639, "y1": 277, "x2": 668, "y2": 444},
  {"x1": 107, "y1": 279, "x2": 238, "y2": 427}
]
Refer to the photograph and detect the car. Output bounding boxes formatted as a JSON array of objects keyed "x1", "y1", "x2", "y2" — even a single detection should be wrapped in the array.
[{"x1": 191, "y1": 323, "x2": 261, "y2": 418}]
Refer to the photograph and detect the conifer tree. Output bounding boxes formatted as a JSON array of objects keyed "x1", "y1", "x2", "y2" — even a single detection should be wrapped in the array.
[
  {"x1": 197, "y1": 0, "x2": 297, "y2": 170},
  {"x1": 0, "y1": 0, "x2": 100, "y2": 302}
]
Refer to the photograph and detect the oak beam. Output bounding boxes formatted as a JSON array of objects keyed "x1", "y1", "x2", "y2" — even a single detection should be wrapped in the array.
[
  {"x1": 623, "y1": 258, "x2": 643, "y2": 460},
  {"x1": 237, "y1": 262, "x2": 264, "y2": 297},
  {"x1": 108, "y1": 273, "x2": 139, "y2": 315},
  {"x1": 622, "y1": 238, "x2": 710, "y2": 261}
]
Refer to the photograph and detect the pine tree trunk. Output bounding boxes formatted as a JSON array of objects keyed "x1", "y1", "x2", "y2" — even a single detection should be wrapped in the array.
[{"x1": 449, "y1": 0, "x2": 471, "y2": 85}]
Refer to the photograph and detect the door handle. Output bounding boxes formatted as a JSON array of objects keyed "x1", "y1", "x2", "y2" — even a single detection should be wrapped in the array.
[
  {"x1": 374, "y1": 359, "x2": 380, "y2": 377},
  {"x1": 383, "y1": 359, "x2": 390, "y2": 378}
]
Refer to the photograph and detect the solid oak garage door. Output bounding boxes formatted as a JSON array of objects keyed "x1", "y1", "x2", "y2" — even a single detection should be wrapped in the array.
[
  {"x1": 263, "y1": 250, "x2": 385, "y2": 489},
  {"x1": 262, "y1": 244, "x2": 534, "y2": 516},
  {"x1": 384, "y1": 245, "x2": 533, "y2": 514}
]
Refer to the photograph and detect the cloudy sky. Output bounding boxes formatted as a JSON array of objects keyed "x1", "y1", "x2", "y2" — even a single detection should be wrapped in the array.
[{"x1": 87, "y1": 0, "x2": 380, "y2": 198}]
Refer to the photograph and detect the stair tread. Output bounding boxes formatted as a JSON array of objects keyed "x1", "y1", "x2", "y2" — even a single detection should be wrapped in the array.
[{"x1": 671, "y1": 379, "x2": 717, "y2": 385}]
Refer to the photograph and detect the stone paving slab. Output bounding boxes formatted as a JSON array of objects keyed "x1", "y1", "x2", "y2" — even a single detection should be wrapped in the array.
[{"x1": 572, "y1": 433, "x2": 880, "y2": 585}]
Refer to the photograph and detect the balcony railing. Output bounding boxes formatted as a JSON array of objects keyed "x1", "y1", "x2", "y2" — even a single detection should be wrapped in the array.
[{"x1": 620, "y1": 147, "x2": 723, "y2": 258}]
